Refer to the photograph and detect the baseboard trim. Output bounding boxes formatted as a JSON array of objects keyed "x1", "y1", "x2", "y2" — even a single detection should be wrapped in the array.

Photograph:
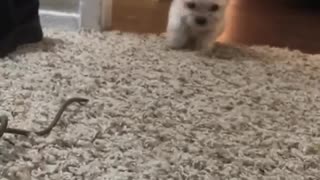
[
  {"x1": 101, "y1": 0, "x2": 113, "y2": 30},
  {"x1": 79, "y1": 0, "x2": 112, "y2": 31}
]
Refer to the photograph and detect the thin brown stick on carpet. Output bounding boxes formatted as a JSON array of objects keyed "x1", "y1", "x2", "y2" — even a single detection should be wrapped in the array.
[{"x1": 0, "y1": 29, "x2": 320, "y2": 180}]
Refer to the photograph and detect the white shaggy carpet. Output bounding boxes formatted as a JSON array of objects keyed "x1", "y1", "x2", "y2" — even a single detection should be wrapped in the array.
[{"x1": 0, "y1": 29, "x2": 320, "y2": 180}]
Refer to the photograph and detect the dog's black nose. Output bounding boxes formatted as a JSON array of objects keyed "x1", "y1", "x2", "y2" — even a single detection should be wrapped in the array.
[{"x1": 195, "y1": 17, "x2": 207, "y2": 26}]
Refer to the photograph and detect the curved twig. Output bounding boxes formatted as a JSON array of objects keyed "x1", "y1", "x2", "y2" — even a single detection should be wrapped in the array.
[
  {"x1": 35, "y1": 97, "x2": 88, "y2": 136},
  {"x1": 0, "y1": 97, "x2": 89, "y2": 138},
  {"x1": 0, "y1": 115, "x2": 9, "y2": 138}
]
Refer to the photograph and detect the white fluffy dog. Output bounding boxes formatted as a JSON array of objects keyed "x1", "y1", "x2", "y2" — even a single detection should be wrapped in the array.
[{"x1": 166, "y1": 0, "x2": 229, "y2": 55}]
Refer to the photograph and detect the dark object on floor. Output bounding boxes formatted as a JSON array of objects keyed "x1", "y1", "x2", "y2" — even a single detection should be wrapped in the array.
[
  {"x1": 0, "y1": 0, "x2": 43, "y2": 58},
  {"x1": 0, "y1": 97, "x2": 89, "y2": 138}
]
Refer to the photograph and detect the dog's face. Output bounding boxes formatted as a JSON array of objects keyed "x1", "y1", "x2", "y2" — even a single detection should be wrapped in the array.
[{"x1": 179, "y1": 0, "x2": 229, "y2": 31}]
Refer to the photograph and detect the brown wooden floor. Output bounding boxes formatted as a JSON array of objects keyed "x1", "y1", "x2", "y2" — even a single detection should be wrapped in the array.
[{"x1": 112, "y1": 0, "x2": 320, "y2": 54}]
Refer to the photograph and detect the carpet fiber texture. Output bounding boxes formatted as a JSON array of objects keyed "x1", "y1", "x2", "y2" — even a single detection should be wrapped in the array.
[{"x1": 0, "y1": 29, "x2": 320, "y2": 180}]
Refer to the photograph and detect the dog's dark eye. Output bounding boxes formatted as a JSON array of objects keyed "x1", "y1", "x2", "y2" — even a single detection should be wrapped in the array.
[
  {"x1": 209, "y1": 4, "x2": 219, "y2": 11},
  {"x1": 186, "y1": 2, "x2": 196, "y2": 9}
]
